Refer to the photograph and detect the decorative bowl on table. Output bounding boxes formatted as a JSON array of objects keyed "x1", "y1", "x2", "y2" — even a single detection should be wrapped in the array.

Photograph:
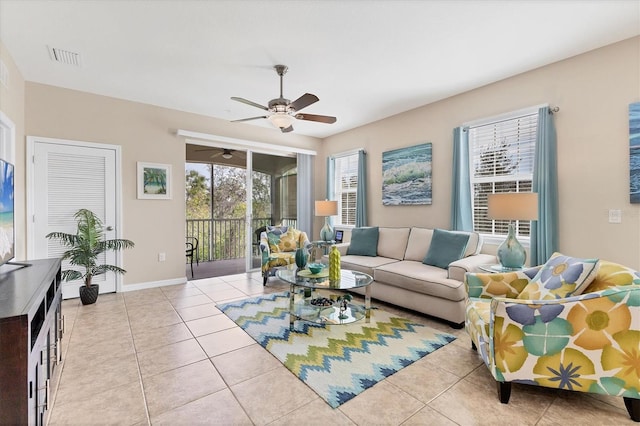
[{"x1": 307, "y1": 263, "x2": 325, "y2": 274}]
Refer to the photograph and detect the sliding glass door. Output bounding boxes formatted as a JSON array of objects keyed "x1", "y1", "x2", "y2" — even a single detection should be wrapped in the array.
[{"x1": 246, "y1": 152, "x2": 298, "y2": 271}]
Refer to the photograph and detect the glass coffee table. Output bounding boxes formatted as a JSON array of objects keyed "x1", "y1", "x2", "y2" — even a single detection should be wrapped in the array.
[
  {"x1": 276, "y1": 265, "x2": 373, "y2": 331},
  {"x1": 478, "y1": 264, "x2": 524, "y2": 273}
]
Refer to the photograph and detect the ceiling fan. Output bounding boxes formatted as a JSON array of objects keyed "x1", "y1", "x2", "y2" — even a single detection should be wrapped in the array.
[
  {"x1": 195, "y1": 147, "x2": 244, "y2": 160},
  {"x1": 231, "y1": 65, "x2": 337, "y2": 133}
]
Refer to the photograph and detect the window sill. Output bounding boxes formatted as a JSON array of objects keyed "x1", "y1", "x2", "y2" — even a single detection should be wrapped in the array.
[{"x1": 481, "y1": 234, "x2": 531, "y2": 248}]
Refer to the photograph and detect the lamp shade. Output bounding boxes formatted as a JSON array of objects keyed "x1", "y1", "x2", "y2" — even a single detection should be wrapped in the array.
[
  {"x1": 268, "y1": 113, "x2": 295, "y2": 129},
  {"x1": 488, "y1": 193, "x2": 538, "y2": 221},
  {"x1": 315, "y1": 200, "x2": 338, "y2": 216}
]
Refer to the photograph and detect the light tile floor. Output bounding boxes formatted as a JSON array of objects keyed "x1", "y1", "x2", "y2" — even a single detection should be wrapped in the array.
[{"x1": 48, "y1": 273, "x2": 635, "y2": 425}]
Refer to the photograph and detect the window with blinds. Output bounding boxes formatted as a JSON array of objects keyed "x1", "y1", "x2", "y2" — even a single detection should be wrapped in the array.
[
  {"x1": 469, "y1": 112, "x2": 538, "y2": 237},
  {"x1": 333, "y1": 154, "x2": 358, "y2": 226}
]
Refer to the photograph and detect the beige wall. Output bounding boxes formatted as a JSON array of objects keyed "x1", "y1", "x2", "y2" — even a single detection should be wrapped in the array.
[
  {"x1": 23, "y1": 83, "x2": 320, "y2": 287},
  {"x1": 0, "y1": 41, "x2": 26, "y2": 259},
  {"x1": 320, "y1": 36, "x2": 640, "y2": 269},
  {"x1": 4, "y1": 36, "x2": 640, "y2": 288}
]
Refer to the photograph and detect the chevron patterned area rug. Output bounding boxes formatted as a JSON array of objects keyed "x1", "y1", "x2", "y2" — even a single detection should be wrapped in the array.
[{"x1": 217, "y1": 292, "x2": 456, "y2": 408}]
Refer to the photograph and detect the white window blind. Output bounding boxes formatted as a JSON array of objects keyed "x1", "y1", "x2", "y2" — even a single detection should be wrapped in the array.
[
  {"x1": 333, "y1": 154, "x2": 358, "y2": 226},
  {"x1": 469, "y1": 112, "x2": 538, "y2": 237}
]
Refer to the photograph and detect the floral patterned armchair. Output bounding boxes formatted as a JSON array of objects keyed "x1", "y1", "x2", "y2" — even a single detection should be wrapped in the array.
[
  {"x1": 464, "y1": 255, "x2": 640, "y2": 422},
  {"x1": 259, "y1": 226, "x2": 310, "y2": 285}
]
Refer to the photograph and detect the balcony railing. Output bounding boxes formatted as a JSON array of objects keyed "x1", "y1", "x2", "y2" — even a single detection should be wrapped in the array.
[{"x1": 186, "y1": 217, "x2": 297, "y2": 262}]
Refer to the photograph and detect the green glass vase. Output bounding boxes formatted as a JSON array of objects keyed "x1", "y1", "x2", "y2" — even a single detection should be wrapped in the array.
[{"x1": 295, "y1": 247, "x2": 308, "y2": 269}]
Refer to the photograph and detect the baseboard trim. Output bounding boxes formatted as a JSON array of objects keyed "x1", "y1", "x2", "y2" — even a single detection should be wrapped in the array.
[{"x1": 120, "y1": 277, "x2": 187, "y2": 292}]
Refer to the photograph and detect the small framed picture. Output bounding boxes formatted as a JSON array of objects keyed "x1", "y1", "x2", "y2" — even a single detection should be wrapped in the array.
[
  {"x1": 137, "y1": 162, "x2": 171, "y2": 199},
  {"x1": 334, "y1": 230, "x2": 344, "y2": 243}
]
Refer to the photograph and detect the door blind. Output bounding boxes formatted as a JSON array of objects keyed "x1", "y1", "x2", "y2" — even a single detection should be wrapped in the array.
[{"x1": 46, "y1": 151, "x2": 107, "y2": 282}]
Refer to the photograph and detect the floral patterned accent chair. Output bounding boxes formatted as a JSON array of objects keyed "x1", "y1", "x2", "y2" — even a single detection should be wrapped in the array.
[
  {"x1": 259, "y1": 226, "x2": 311, "y2": 285},
  {"x1": 464, "y1": 253, "x2": 640, "y2": 422}
]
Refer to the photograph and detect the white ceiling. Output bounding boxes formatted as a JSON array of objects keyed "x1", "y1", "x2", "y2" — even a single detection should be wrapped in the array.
[{"x1": 1, "y1": 1, "x2": 639, "y2": 139}]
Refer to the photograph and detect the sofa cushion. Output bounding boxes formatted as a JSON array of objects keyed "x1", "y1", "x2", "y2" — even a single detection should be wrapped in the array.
[
  {"x1": 422, "y1": 229, "x2": 470, "y2": 269},
  {"x1": 276, "y1": 228, "x2": 301, "y2": 252},
  {"x1": 518, "y1": 252, "x2": 599, "y2": 300},
  {"x1": 347, "y1": 227, "x2": 379, "y2": 256},
  {"x1": 265, "y1": 226, "x2": 289, "y2": 253},
  {"x1": 463, "y1": 232, "x2": 481, "y2": 257},
  {"x1": 266, "y1": 225, "x2": 288, "y2": 235},
  {"x1": 404, "y1": 228, "x2": 434, "y2": 261},
  {"x1": 339, "y1": 255, "x2": 398, "y2": 277},
  {"x1": 376, "y1": 227, "x2": 411, "y2": 260},
  {"x1": 584, "y1": 260, "x2": 640, "y2": 293},
  {"x1": 404, "y1": 227, "x2": 481, "y2": 262},
  {"x1": 374, "y1": 260, "x2": 466, "y2": 302}
]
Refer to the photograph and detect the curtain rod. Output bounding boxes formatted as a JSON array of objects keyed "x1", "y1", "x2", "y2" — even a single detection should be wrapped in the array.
[{"x1": 461, "y1": 104, "x2": 559, "y2": 129}]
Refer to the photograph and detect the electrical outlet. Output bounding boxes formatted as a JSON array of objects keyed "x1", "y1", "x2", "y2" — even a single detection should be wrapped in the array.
[
  {"x1": 608, "y1": 209, "x2": 622, "y2": 224},
  {"x1": 158, "y1": 252, "x2": 166, "y2": 262}
]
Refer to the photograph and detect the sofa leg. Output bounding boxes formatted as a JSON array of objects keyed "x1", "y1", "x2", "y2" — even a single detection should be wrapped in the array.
[
  {"x1": 471, "y1": 342, "x2": 477, "y2": 351},
  {"x1": 624, "y1": 397, "x2": 640, "y2": 422},
  {"x1": 450, "y1": 321, "x2": 464, "y2": 329},
  {"x1": 497, "y1": 381, "x2": 511, "y2": 404}
]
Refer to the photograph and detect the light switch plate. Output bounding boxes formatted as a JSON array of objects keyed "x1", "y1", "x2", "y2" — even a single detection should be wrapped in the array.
[{"x1": 608, "y1": 209, "x2": 622, "y2": 223}]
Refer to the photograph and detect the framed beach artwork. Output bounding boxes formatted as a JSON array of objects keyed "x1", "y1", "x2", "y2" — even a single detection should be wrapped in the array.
[
  {"x1": 382, "y1": 142, "x2": 432, "y2": 205},
  {"x1": 631, "y1": 102, "x2": 640, "y2": 203},
  {"x1": 137, "y1": 162, "x2": 171, "y2": 200}
]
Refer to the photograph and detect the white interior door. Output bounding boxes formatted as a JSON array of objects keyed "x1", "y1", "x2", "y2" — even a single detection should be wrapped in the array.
[{"x1": 28, "y1": 137, "x2": 120, "y2": 299}]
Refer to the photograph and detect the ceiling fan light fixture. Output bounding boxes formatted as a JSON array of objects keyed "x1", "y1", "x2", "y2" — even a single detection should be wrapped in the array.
[
  {"x1": 221, "y1": 149, "x2": 233, "y2": 159},
  {"x1": 268, "y1": 113, "x2": 295, "y2": 129}
]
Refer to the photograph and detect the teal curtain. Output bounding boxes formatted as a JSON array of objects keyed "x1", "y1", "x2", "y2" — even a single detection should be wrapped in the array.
[
  {"x1": 355, "y1": 150, "x2": 367, "y2": 227},
  {"x1": 326, "y1": 156, "x2": 335, "y2": 199},
  {"x1": 451, "y1": 127, "x2": 473, "y2": 231},
  {"x1": 530, "y1": 107, "x2": 559, "y2": 265}
]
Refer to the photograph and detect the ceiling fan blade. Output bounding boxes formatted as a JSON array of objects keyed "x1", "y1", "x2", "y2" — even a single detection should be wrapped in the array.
[
  {"x1": 281, "y1": 125, "x2": 294, "y2": 133},
  {"x1": 289, "y1": 93, "x2": 319, "y2": 112},
  {"x1": 231, "y1": 116, "x2": 268, "y2": 123},
  {"x1": 231, "y1": 97, "x2": 269, "y2": 111},
  {"x1": 295, "y1": 113, "x2": 337, "y2": 124}
]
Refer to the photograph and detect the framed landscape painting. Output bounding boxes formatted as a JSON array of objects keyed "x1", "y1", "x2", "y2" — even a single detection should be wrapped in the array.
[
  {"x1": 382, "y1": 143, "x2": 432, "y2": 205},
  {"x1": 631, "y1": 102, "x2": 640, "y2": 203},
  {"x1": 137, "y1": 162, "x2": 171, "y2": 200}
]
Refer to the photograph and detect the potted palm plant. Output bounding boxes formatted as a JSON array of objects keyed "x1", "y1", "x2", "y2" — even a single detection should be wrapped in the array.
[{"x1": 46, "y1": 208, "x2": 135, "y2": 305}]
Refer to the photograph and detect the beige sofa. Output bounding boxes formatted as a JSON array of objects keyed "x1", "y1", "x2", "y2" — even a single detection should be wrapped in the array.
[{"x1": 334, "y1": 227, "x2": 495, "y2": 327}]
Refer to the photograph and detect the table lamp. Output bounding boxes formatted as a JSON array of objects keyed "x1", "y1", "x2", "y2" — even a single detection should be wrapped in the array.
[
  {"x1": 488, "y1": 192, "x2": 538, "y2": 270},
  {"x1": 315, "y1": 200, "x2": 338, "y2": 242}
]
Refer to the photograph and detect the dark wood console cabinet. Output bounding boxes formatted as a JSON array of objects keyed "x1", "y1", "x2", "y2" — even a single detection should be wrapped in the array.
[{"x1": 0, "y1": 258, "x2": 63, "y2": 425}]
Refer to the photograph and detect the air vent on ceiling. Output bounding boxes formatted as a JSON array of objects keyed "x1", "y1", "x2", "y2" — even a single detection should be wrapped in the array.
[{"x1": 47, "y1": 46, "x2": 82, "y2": 66}]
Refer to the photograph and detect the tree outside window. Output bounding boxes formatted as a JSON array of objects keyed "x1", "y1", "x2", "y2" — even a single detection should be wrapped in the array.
[{"x1": 185, "y1": 163, "x2": 272, "y2": 260}]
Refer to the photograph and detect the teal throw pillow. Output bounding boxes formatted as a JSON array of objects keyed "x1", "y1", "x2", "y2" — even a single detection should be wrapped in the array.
[
  {"x1": 423, "y1": 229, "x2": 470, "y2": 269},
  {"x1": 347, "y1": 227, "x2": 379, "y2": 256}
]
